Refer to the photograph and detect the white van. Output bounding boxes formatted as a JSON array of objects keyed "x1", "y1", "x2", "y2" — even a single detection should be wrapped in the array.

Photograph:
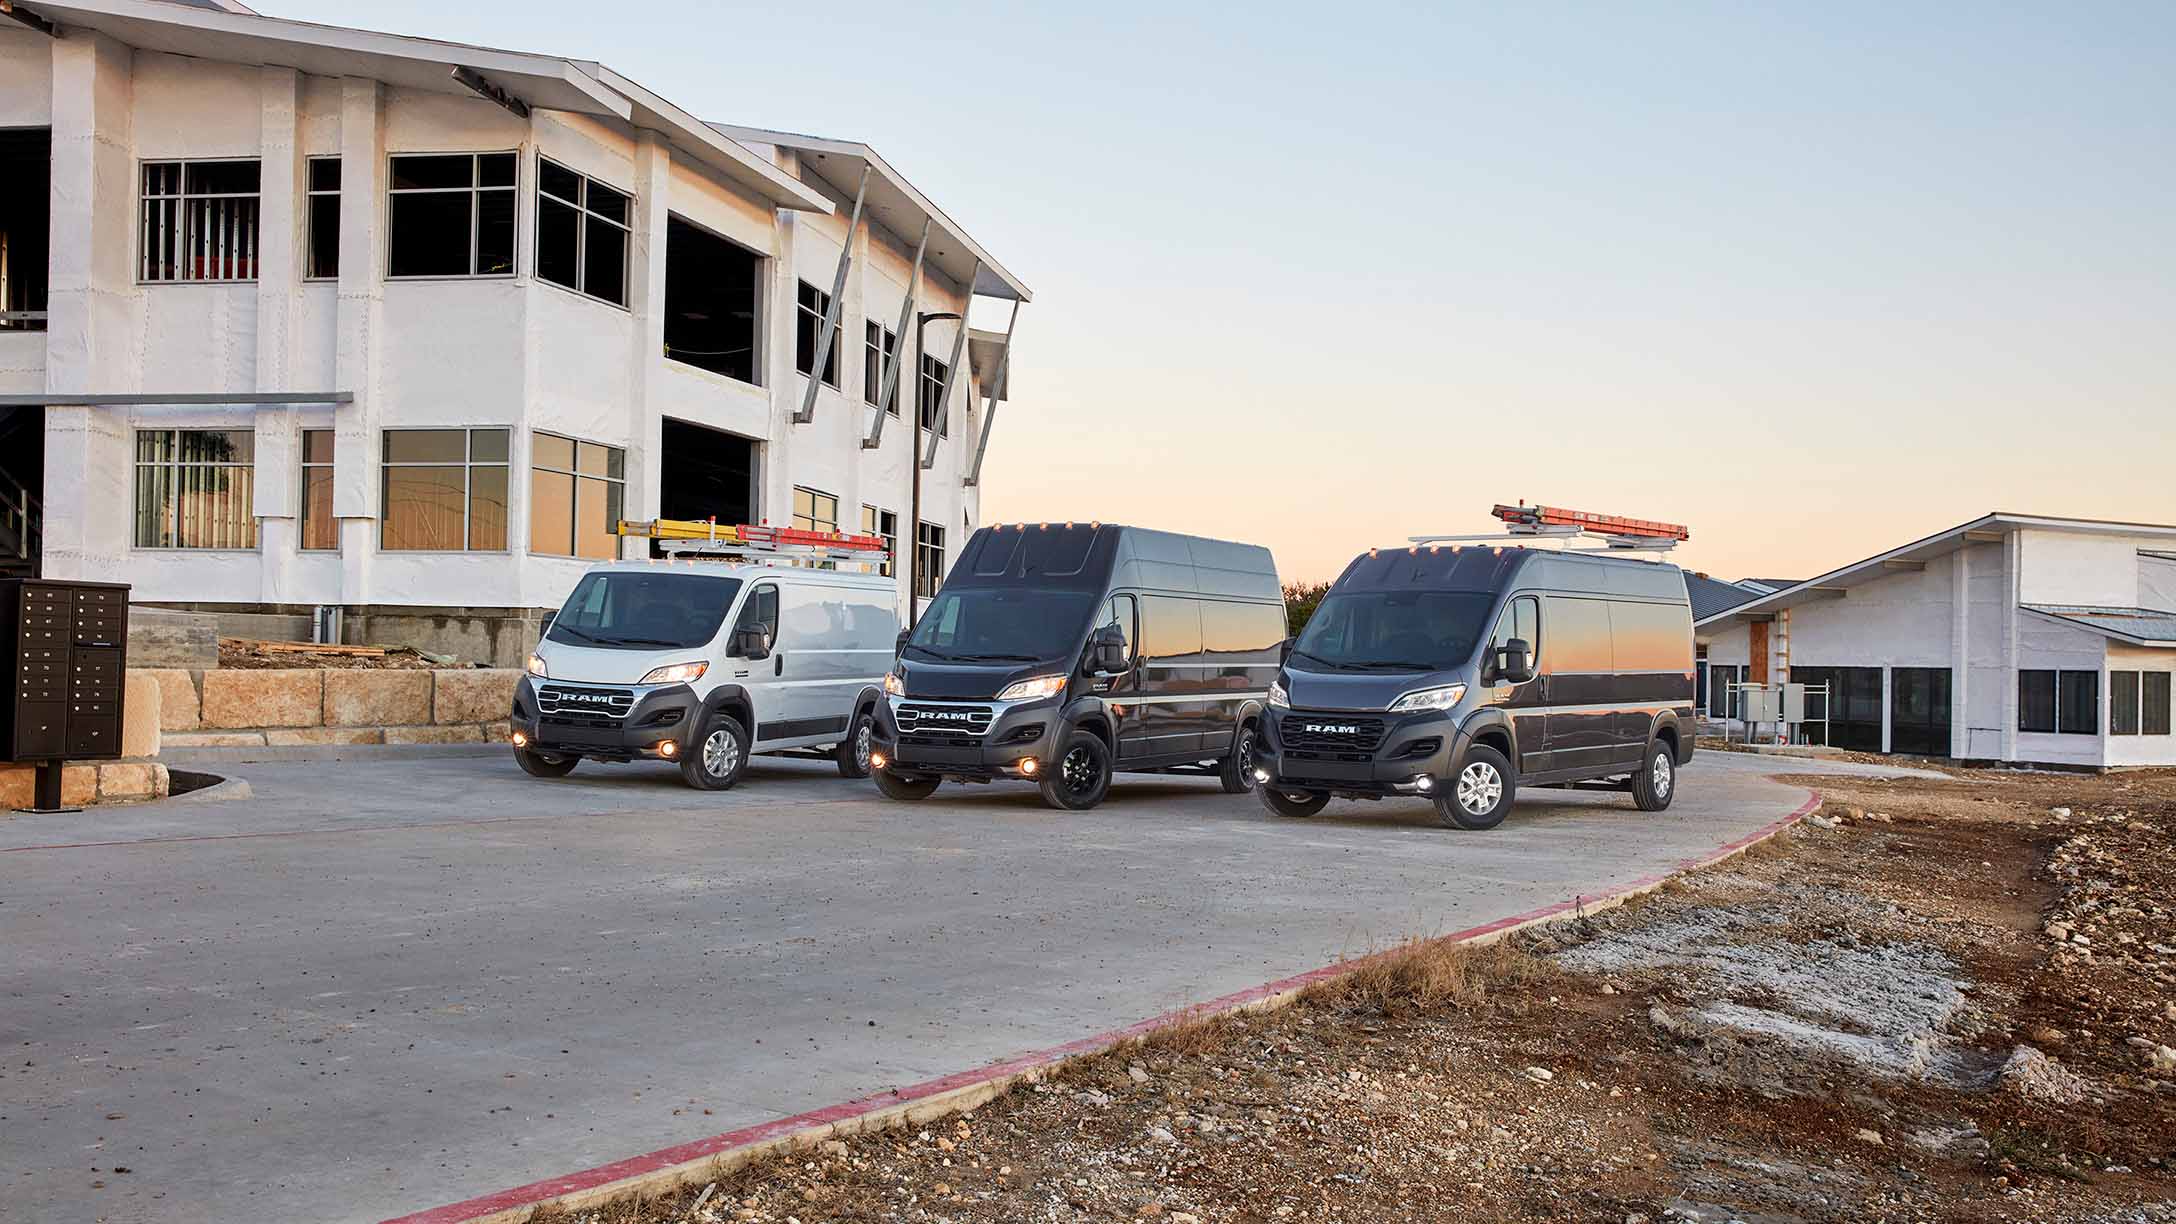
[{"x1": 510, "y1": 560, "x2": 898, "y2": 790}]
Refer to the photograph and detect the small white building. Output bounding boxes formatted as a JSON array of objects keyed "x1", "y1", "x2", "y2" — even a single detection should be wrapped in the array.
[
  {"x1": 0, "y1": 0, "x2": 1029, "y2": 663},
  {"x1": 1698, "y1": 513, "x2": 2176, "y2": 768}
]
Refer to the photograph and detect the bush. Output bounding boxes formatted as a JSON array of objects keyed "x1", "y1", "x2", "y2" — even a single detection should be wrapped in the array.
[{"x1": 1283, "y1": 581, "x2": 1331, "y2": 638}]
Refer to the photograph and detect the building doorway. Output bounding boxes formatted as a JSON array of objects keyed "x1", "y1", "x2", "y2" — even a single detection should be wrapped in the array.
[
  {"x1": 1889, "y1": 667, "x2": 1953, "y2": 757},
  {"x1": 1794, "y1": 666, "x2": 1883, "y2": 751},
  {"x1": 657, "y1": 419, "x2": 756, "y2": 553}
]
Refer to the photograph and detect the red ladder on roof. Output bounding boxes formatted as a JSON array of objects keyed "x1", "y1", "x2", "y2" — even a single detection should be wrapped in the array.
[{"x1": 1491, "y1": 503, "x2": 1690, "y2": 542}]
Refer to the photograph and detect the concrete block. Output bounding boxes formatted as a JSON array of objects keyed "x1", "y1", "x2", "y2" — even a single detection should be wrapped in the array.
[
  {"x1": 138, "y1": 667, "x2": 202, "y2": 731},
  {"x1": 264, "y1": 727, "x2": 387, "y2": 746},
  {"x1": 163, "y1": 730, "x2": 270, "y2": 748},
  {"x1": 63, "y1": 764, "x2": 97, "y2": 806},
  {"x1": 323, "y1": 670, "x2": 432, "y2": 727},
  {"x1": 97, "y1": 762, "x2": 167, "y2": 801},
  {"x1": 433, "y1": 670, "x2": 519, "y2": 725},
  {"x1": 200, "y1": 669, "x2": 324, "y2": 729},
  {"x1": 127, "y1": 607, "x2": 219, "y2": 669},
  {"x1": 483, "y1": 721, "x2": 512, "y2": 743},
  {"x1": 122, "y1": 672, "x2": 161, "y2": 757},
  {"x1": 384, "y1": 724, "x2": 485, "y2": 745},
  {"x1": 0, "y1": 767, "x2": 29, "y2": 810}
]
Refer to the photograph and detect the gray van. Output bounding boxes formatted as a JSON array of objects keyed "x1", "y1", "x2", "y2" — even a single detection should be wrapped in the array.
[
  {"x1": 1253, "y1": 545, "x2": 1695, "y2": 829},
  {"x1": 870, "y1": 523, "x2": 1286, "y2": 810}
]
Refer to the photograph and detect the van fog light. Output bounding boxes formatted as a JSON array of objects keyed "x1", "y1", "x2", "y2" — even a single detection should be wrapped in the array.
[
  {"x1": 1414, "y1": 775, "x2": 1435, "y2": 792},
  {"x1": 870, "y1": 751, "x2": 888, "y2": 770},
  {"x1": 658, "y1": 740, "x2": 678, "y2": 758},
  {"x1": 1252, "y1": 767, "x2": 1271, "y2": 784},
  {"x1": 1018, "y1": 757, "x2": 1040, "y2": 776},
  {"x1": 511, "y1": 730, "x2": 528, "y2": 748}
]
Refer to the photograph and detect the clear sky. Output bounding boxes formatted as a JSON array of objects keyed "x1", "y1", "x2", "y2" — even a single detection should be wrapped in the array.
[{"x1": 273, "y1": 0, "x2": 2176, "y2": 584}]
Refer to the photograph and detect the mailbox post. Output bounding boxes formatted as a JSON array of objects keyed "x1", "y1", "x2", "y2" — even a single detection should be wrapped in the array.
[{"x1": 2, "y1": 579, "x2": 131, "y2": 812}]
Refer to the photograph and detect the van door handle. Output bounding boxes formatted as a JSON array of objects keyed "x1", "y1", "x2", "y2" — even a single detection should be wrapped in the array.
[{"x1": 774, "y1": 653, "x2": 784, "y2": 677}]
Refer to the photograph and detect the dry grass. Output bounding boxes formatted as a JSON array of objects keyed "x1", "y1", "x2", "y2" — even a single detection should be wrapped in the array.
[{"x1": 1306, "y1": 933, "x2": 1561, "y2": 1018}]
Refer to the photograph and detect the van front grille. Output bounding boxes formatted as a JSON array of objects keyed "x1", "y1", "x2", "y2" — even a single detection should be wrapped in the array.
[
  {"x1": 1280, "y1": 713, "x2": 1386, "y2": 754},
  {"x1": 536, "y1": 684, "x2": 636, "y2": 722},
  {"x1": 895, "y1": 703, "x2": 994, "y2": 740}
]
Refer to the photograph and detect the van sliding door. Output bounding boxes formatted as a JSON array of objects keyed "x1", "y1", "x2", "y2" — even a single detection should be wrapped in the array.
[
  {"x1": 1540, "y1": 596, "x2": 1617, "y2": 773},
  {"x1": 1133, "y1": 595, "x2": 1204, "y2": 758}
]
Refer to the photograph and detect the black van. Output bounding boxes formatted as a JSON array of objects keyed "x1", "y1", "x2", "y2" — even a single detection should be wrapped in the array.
[
  {"x1": 869, "y1": 523, "x2": 1286, "y2": 811},
  {"x1": 1253, "y1": 545, "x2": 1695, "y2": 830}
]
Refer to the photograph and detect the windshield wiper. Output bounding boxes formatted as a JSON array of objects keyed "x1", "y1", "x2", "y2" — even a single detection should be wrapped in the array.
[
  {"x1": 600, "y1": 636, "x2": 687, "y2": 648},
  {"x1": 905, "y1": 646, "x2": 962, "y2": 661},
  {"x1": 1288, "y1": 648, "x2": 1334, "y2": 668},
  {"x1": 954, "y1": 653, "x2": 1044, "y2": 662},
  {"x1": 551, "y1": 624, "x2": 604, "y2": 644},
  {"x1": 1346, "y1": 660, "x2": 1440, "y2": 672}
]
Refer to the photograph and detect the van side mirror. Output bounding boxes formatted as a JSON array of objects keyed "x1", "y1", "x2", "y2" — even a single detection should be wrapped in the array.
[
  {"x1": 731, "y1": 626, "x2": 772, "y2": 660},
  {"x1": 538, "y1": 611, "x2": 555, "y2": 634},
  {"x1": 895, "y1": 629, "x2": 911, "y2": 658},
  {"x1": 1496, "y1": 638, "x2": 1534, "y2": 684},
  {"x1": 1090, "y1": 624, "x2": 1130, "y2": 674},
  {"x1": 1279, "y1": 636, "x2": 1295, "y2": 664}
]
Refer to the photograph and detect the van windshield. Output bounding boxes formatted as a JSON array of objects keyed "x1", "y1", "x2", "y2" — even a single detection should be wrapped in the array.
[
  {"x1": 906, "y1": 587, "x2": 1100, "y2": 663},
  {"x1": 1290, "y1": 590, "x2": 1496, "y2": 672},
  {"x1": 546, "y1": 572, "x2": 743, "y2": 650}
]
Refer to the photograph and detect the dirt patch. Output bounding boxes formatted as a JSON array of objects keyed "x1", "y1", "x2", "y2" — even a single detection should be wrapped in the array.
[{"x1": 541, "y1": 768, "x2": 2176, "y2": 1224}]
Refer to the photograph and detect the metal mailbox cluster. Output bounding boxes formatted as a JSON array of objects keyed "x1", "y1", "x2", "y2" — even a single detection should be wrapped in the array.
[{"x1": 2, "y1": 579, "x2": 131, "y2": 808}]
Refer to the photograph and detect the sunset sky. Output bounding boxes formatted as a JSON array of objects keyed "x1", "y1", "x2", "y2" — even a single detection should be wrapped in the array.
[{"x1": 280, "y1": 0, "x2": 2176, "y2": 584}]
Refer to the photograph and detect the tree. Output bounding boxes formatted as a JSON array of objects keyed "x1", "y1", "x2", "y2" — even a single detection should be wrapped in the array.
[{"x1": 1282, "y1": 581, "x2": 1331, "y2": 638}]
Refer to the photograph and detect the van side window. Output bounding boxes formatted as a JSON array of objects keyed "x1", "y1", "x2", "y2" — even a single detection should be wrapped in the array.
[
  {"x1": 1201, "y1": 599, "x2": 1285, "y2": 661},
  {"x1": 1103, "y1": 594, "x2": 1137, "y2": 660},
  {"x1": 731, "y1": 583, "x2": 779, "y2": 651},
  {"x1": 1608, "y1": 600, "x2": 1693, "y2": 672},
  {"x1": 1490, "y1": 595, "x2": 1540, "y2": 670},
  {"x1": 1541, "y1": 595, "x2": 1611, "y2": 674},
  {"x1": 1139, "y1": 595, "x2": 1202, "y2": 665}
]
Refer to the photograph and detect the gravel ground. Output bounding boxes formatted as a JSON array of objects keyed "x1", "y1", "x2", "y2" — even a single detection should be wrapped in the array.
[{"x1": 540, "y1": 767, "x2": 2176, "y2": 1224}]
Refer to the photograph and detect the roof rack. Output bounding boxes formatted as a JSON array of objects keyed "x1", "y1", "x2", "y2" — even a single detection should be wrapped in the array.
[
  {"x1": 1407, "y1": 504, "x2": 1690, "y2": 555},
  {"x1": 615, "y1": 519, "x2": 893, "y2": 570}
]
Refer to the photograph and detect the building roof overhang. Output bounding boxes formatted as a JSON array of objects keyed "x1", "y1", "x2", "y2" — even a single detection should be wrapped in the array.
[
  {"x1": 1695, "y1": 512, "x2": 2176, "y2": 630},
  {"x1": 708, "y1": 124, "x2": 1032, "y2": 304},
  {"x1": 13, "y1": 0, "x2": 833, "y2": 212},
  {"x1": 2022, "y1": 605, "x2": 2176, "y2": 648}
]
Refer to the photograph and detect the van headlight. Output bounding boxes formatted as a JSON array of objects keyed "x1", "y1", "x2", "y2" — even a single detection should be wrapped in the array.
[
  {"x1": 1387, "y1": 683, "x2": 1466, "y2": 713},
  {"x1": 996, "y1": 673, "x2": 1066, "y2": 702},
  {"x1": 526, "y1": 652, "x2": 549, "y2": 678},
  {"x1": 639, "y1": 661, "x2": 709, "y2": 685},
  {"x1": 1267, "y1": 679, "x2": 1291, "y2": 709},
  {"x1": 883, "y1": 671, "x2": 905, "y2": 696}
]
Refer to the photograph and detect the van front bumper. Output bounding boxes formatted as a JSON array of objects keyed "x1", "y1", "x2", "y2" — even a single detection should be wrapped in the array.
[
  {"x1": 870, "y1": 695, "x2": 1060, "y2": 779},
  {"x1": 511, "y1": 676, "x2": 701, "y2": 761},
  {"x1": 1253, "y1": 707, "x2": 1470, "y2": 796}
]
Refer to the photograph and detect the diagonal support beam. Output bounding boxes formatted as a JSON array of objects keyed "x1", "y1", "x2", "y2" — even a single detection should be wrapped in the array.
[
  {"x1": 963, "y1": 300, "x2": 1019, "y2": 488},
  {"x1": 864, "y1": 218, "x2": 930, "y2": 450},
  {"x1": 922, "y1": 259, "x2": 979, "y2": 469},
  {"x1": 793, "y1": 165, "x2": 869, "y2": 425}
]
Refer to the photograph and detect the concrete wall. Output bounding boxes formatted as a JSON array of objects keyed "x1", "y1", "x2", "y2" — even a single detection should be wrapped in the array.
[
  {"x1": 12, "y1": 33, "x2": 994, "y2": 627},
  {"x1": 2014, "y1": 612, "x2": 2108, "y2": 768}
]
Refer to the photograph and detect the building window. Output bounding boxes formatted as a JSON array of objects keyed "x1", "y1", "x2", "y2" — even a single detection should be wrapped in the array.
[
  {"x1": 2110, "y1": 671, "x2": 2141, "y2": 736},
  {"x1": 792, "y1": 486, "x2": 840, "y2": 536},
  {"x1": 140, "y1": 160, "x2": 261, "y2": 282},
  {"x1": 381, "y1": 428, "x2": 509, "y2": 550},
  {"x1": 305, "y1": 157, "x2": 340, "y2": 280},
  {"x1": 2145, "y1": 672, "x2": 2172, "y2": 736},
  {"x1": 133, "y1": 429, "x2": 256, "y2": 549},
  {"x1": 861, "y1": 505, "x2": 897, "y2": 577},
  {"x1": 2057, "y1": 669, "x2": 2099, "y2": 736},
  {"x1": 864, "y1": 321, "x2": 899, "y2": 415},
  {"x1": 915, "y1": 521, "x2": 946, "y2": 599},
  {"x1": 300, "y1": 428, "x2": 337, "y2": 551},
  {"x1": 387, "y1": 152, "x2": 517, "y2": 278},
  {"x1": 918, "y1": 352, "x2": 950, "y2": 437},
  {"x1": 795, "y1": 282, "x2": 840, "y2": 387},
  {"x1": 2019, "y1": 670, "x2": 2057, "y2": 733},
  {"x1": 530, "y1": 433, "x2": 625, "y2": 560},
  {"x1": 536, "y1": 159, "x2": 630, "y2": 307},
  {"x1": 663, "y1": 216, "x2": 760, "y2": 383}
]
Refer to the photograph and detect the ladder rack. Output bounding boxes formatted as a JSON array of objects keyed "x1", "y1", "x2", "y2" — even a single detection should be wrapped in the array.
[
  {"x1": 615, "y1": 519, "x2": 893, "y2": 570},
  {"x1": 1407, "y1": 504, "x2": 1691, "y2": 555}
]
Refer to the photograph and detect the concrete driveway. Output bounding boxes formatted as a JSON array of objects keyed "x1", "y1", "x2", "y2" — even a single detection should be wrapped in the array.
[{"x1": 0, "y1": 747, "x2": 1917, "y2": 1223}]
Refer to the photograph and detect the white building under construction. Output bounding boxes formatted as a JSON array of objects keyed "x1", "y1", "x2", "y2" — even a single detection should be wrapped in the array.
[{"x1": 0, "y1": 0, "x2": 1029, "y2": 662}]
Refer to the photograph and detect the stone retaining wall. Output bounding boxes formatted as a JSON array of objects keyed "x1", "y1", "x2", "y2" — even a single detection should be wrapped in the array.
[
  {"x1": 0, "y1": 761, "x2": 170, "y2": 808},
  {"x1": 141, "y1": 668, "x2": 521, "y2": 748}
]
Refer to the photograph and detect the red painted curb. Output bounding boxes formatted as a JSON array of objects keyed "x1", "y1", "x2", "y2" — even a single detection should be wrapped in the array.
[{"x1": 384, "y1": 788, "x2": 1822, "y2": 1224}]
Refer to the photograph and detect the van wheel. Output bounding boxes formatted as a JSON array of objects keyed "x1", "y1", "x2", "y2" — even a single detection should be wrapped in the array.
[
  {"x1": 1039, "y1": 731, "x2": 1112, "y2": 811},
  {"x1": 837, "y1": 708, "x2": 875, "y2": 779},
  {"x1": 1631, "y1": 741, "x2": 1677, "y2": 812},
  {"x1": 1435, "y1": 744, "x2": 1514, "y2": 830},
  {"x1": 1219, "y1": 721, "x2": 1260, "y2": 794},
  {"x1": 514, "y1": 745, "x2": 577, "y2": 778},
  {"x1": 874, "y1": 767, "x2": 940, "y2": 801},
  {"x1": 680, "y1": 715, "x2": 749, "y2": 791},
  {"x1": 1259, "y1": 787, "x2": 1329, "y2": 818}
]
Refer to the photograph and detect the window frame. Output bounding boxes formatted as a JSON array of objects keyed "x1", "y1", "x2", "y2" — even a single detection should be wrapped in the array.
[
  {"x1": 132, "y1": 428, "x2": 259, "y2": 551},
  {"x1": 385, "y1": 151, "x2": 520, "y2": 281},
  {"x1": 2057, "y1": 668, "x2": 2099, "y2": 736},
  {"x1": 527, "y1": 430, "x2": 627, "y2": 561},
  {"x1": 2144, "y1": 671, "x2": 2172, "y2": 737},
  {"x1": 795, "y1": 281, "x2": 841, "y2": 388},
  {"x1": 304, "y1": 156, "x2": 341, "y2": 281},
  {"x1": 2109, "y1": 670, "x2": 2140, "y2": 736},
  {"x1": 915, "y1": 520, "x2": 946, "y2": 600},
  {"x1": 864, "y1": 320, "x2": 900, "y2": 415},
  {"x1": 661, "y1": 213, "x2": 764, "y2": 386},
  {"x1": 299, "y1": 427, "x2": 338, "y2": 552},
  {"x1": 860, "y1": 504, "x2": 898, "y2": 577},
  {"x1": 918, "y1": 351, "x2": 950, "y2": 437},
  {"x1": 533, "y1": 156, "x2": 631, "y2": 308},
  {"x1": 791, "y1": 486, "x2": 840, "y2": 536},
  {"x1": 138, "y1": 158, "x2": 263, "y2": 284},
  {"x1": 378, "y1": 427, "x2": 512, "y2": 552}
]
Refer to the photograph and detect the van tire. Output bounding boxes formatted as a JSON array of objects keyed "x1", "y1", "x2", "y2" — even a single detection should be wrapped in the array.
[
  {"x1": 514, "y1": 745, "x2": 577, "y2": 778},
  {"x1": 680, "y1": 715, "x2": 750, "y2": 791},
  {"x1": 874, "y1": 767, "x2": 940, "y2": 801},
  {"x1": 1260, "y1": 787, "x2": 1329, "y2": 818},
  {"x1": 1631, "y1": 741, "x2": 1677, "y2": 812},
  {"x1": 1219, "y1": 720, "x2": 1260, "y2": 794},
  {"x1": 837, "y1": 708, "x2": 875, "y2": 779},
  {"x1": 1038, "y1": 731, "x2": 1112, "y2": 811},
  {"x1": 1435, "y1": 743, "x2": 1514, "y2": 830}
]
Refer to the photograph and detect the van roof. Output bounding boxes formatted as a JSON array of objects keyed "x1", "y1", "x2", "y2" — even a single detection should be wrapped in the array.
[
  {"x1": 955, "y1": 523, "x2": 1282, "y2": 602},
  {"x1": 572, "y1": 560, "x2": 896, "y2": 589},
  {"x1": 1334, "y1": 544, "x2": 1686, "y2": 602}
]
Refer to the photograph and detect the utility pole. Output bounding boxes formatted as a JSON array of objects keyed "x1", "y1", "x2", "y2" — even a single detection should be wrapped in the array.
[{"x1": 907, "y1": 310, "x2": 960, "y2": 626}]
